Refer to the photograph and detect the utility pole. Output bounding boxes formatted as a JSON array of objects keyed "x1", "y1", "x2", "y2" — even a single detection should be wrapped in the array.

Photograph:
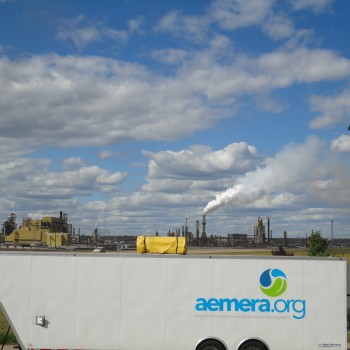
[{"x1": 331, "y1": 219, "x2": 334, "y2": 241}]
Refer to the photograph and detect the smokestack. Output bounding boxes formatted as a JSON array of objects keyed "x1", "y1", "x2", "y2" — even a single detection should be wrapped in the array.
[
  {"x1": 284, "y1": 231, "x2": 287, "y2": 247},
  {"x1": 202, "y1": 214, "x2": 206, "y2": 237},
  {"x1": 196, "y1": 220, "x2": 200, "y2": 240},
  {"x1": 201, "y1": 214, "x2": 207, "y2": 246},
  {"x1": 60, "y1": 211, "x2": 63, "y2": 219},
  {"x1": 267, "y1": 217, "x2": 270, "y2": 242}
]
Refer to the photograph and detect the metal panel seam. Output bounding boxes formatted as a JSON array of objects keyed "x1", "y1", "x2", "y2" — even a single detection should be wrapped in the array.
[
  {"x1": 27, "y1": 255, "x2": 33, "y2": 349},
  {"x1": 256, "y1": 258, "x2": 258, "y2": 336},
  {"x1": 164, "y1": 257, "x2": 167, "y2": 350},
  {"x1": 343, "y1": 262, "x2": 347, "y2": 350},
  {"x1": 210, "y1": 258, "x2": 213, "y2": 336},
  {"x1": 302, "y1": 260, "x2": 305, "y2": 350},
  {"x1": 72, "y1": 256, "x2": 78, "y2": 350},
  {"x1": 118, "y1": 256, "x2": 123, "y2": 350}
]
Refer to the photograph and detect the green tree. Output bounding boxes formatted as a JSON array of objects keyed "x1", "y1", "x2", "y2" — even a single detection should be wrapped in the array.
[{"x1": 308, "y1": 230, "x2": 328, "y2": 256}]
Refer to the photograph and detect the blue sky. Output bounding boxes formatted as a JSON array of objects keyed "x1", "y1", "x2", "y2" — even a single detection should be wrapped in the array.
[{"x1": 1, "y1": 0, "x2": 350, "y2": 239}]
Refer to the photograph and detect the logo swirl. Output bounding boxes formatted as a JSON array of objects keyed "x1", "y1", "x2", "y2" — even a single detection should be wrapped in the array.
[{"x1": 260, "y1": 269, "x2": 287, "y2": 297}]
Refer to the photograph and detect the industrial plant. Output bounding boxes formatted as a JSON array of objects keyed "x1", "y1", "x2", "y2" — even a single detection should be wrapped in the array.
[
  {"x1": 0, "y1": 211, "x2": 343, "y2": 250},
  {"x1": 167, "y1": 214, "x2": 308, "y2": 248},
  {"x1": 1, "y1": 211, "x2": 72, "y2": 247}
]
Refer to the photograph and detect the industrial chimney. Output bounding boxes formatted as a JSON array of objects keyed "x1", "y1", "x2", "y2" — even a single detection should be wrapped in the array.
[{"x1": 201, "y1": 214, "x2": 207, "y2": 246}]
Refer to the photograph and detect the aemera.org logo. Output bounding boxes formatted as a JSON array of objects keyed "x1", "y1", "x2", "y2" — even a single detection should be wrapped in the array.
[
  {"x1": 195, "y1": 268, "x2": 306, "y2": 319},
  {"x1": 260, "y1": 268, "x2": 287, "y2": 297}
]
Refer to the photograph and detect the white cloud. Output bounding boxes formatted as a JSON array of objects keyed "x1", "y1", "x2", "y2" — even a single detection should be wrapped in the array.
[
  {"x1": 210, "y1": 0, "x2": 275, "y2": 30},
  {"x1": 309, "y1": 89, "x2": 350, "y2": 129},
  {"x1": 0, "y1": 54, "x2": 221, "y2": 147},
  {"x1": 98, "y1": 150, "x2": 118, "y2": 160},
  {"x1": 180, "y1": 47, "x2": 350, "y2": 103},
  {"x1": 156, "y1": 0, "x2": 335, "y2": 46},
  {"x1": 0, "y1": 138, "x2": 35, "y2": 161},
  {"x1": 331, "y1": 135, "x2": 350, "y2": 153},
  {"x1": 151, "y1": 49, "x2": 189, "y2": 65},
  {"x1": 62, "y1": 157, "x2": 84, "y2": 170},
  {"x1": 289, "y1": 0, "x2": 334, "y2": 12},
  {"x1": 1, "y1": 45, "x2": 350, "y2": 151},
  {"x1": 0, "y1": 157, "x2": 127, "y2": 209},
  {"x1": 139, "y1": 142, "x2": 261, "y2": 200},
  {"x1": 283, "y1": 28, "x2": 317, "y2": 50},
  {"x1": 156, "y1": 10, "x2": 211, "y2": 42},
  {"x1": 157, "y1": 0, "x2": 277, "y2": 42},
  {"x1": 262, "y1": 12, "x2": 295, "y2": 40},
  {"x1": 144, "y1": 142, "x2": 260, "y2": 181},
  {"x1": 56, "y1": 15, "x2": 129, "y2": 49},
  {"x1": 127, "y1": 16, "x2": 144, "y2": 33},
  {"x1": 256, "y1": 48, "x2": 350, "y2": 85}
]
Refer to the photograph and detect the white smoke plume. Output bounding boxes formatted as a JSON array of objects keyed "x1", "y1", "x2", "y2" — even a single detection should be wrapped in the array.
[{"x1": 203, "y1": 136, "x2": 326, "y2": 214}]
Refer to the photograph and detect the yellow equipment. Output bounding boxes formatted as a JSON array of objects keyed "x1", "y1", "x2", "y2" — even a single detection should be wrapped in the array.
[
  {"x1": 4, "y1": 211, "x2": 71, "y2": 247},
  {"x1": 136, "y1": 236, "x2": 187, "y2": 255}
]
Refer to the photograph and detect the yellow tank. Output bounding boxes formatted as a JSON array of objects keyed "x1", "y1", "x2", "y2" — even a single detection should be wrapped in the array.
[{"x1": 136, "y1": 235, "x2": 187, "y2": 255}]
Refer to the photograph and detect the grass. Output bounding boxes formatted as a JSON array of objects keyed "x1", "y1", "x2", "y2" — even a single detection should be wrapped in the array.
[
  {"x1": 328, "y1": 248, "x2": 350, "y2": 262},
  {"x1": 0, "y1": 310, "x2": 17, "y2": 345},
  {"x1": 190, "y1": 247, "x2": 350, "y2": 263}
]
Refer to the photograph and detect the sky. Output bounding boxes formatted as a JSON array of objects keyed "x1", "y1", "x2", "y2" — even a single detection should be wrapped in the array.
[{"x1": 1, "y1": 0, "x2": 350, "y2": 239}]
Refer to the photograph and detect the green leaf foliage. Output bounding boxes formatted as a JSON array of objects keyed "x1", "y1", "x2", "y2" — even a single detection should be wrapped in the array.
[{"x1": 308, "y1": 230, "x2": 328, "y2": 256}]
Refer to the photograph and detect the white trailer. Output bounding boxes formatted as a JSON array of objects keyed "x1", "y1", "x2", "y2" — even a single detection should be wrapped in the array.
[{"x1": 0, "y1": 252, "x2": 347, "y2": 350}]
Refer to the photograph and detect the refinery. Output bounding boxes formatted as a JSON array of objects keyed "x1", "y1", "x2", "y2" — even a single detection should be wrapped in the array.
[{"x1": 0, "y1": 211, "x2": 346, "y2": 250}]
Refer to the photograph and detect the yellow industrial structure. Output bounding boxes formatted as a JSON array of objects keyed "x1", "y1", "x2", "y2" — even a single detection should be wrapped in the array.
[{"x1": 2, "y1": 211, "x2": 71, "y2": 247}]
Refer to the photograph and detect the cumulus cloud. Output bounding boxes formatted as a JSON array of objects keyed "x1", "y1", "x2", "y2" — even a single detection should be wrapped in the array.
[
  {"x1": 262, "y1": 12, "x2": 295, "y2": 40},
  {"x1": 139, "y1": 142, "x2": 261, "y2": 200},
  {"x1": 289, "y1": 0, "x2": 334, "y2": 12},
  {"x1": 62, "y1": 157, "x2": 84, "y2": 170},
  {"x1": 157, "y1": 0, "x2": 314, "y2": 44},
  {"x1": 98, "y1": 150, "x2": 119, "y2": 160},
  {"x1": 144, "y1": 142, "x2": 260, "y2": 180},
  {"x1": 331, "y1": 135, "x2": 350, "y2": 153},
  {"x1": 0, "y1": 137, "x2": 35, "y2": 161},
  {"x1": 1, "y1": 44, "x2": 350, "y2": 152},
  {"x1": 0, "y1": 54, "x2": 222, "y2": 147},
  {"x1": 210, "y1": 0, "x2": 275, "y2": 30},
  {"x1": 256, "y1": 48, "x2": 350, "y2": 84},
  {"x1": 151, "y1": 49, "x2": 189, "y2": 65},
  {"x1": 0, "y1": 157, "x2": 127, "y2": 206},
  {"x1": 180, "y1": 47, "x2": 350, "y2": 103},
  {"x1": 309, "y1": 89, "x2": 350, "y2": 129},
  {"x1": 56, "y1": 15, "x2": 131, "y2": 49},
  {"x1": 156, "y1": 10, "x2": 211, "y2": 42},
  {"x1": 157, "y1": 0, "x2": 276, "y2": 41},
  {"x1": 34, "y1": 166, "x2": 127, "y2": 194},
  {"x1": 156, "y1": 0, "x2": 335, "y2": 45}
]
